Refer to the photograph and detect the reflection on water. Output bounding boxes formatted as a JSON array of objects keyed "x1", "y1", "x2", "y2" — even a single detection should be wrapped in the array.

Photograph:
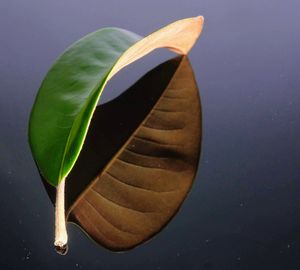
[{"x1": 43, "y1": 56, "x2": 202, "y2": 251}]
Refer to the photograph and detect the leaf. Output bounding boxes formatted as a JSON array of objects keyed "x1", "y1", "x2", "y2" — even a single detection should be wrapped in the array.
[
  {"x1": 56, "y1": 56, "x2": 202, "y2": 251},
  {"x1": 29, "y1": 16, "x2": 204, "y2": 186}
]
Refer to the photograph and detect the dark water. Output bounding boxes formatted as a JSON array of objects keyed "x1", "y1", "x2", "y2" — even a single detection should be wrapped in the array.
[{"x1": 0, "y1": 0, "x2": 300, "y2": 269}]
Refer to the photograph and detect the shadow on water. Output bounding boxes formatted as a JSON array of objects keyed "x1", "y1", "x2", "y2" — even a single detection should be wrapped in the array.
[{"x1": 42, "y1": 56, "x2": 202, "y2": 251}]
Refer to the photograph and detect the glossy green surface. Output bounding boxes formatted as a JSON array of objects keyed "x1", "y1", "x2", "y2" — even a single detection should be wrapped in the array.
[{"x1": 29, "y1": 28, "x2": 142, "y2": 186}]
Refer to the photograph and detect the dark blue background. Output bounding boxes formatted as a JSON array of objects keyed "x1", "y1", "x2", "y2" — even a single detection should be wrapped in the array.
[{"x1": 0, "y1": 0, "x2": 299, "y2": 269}]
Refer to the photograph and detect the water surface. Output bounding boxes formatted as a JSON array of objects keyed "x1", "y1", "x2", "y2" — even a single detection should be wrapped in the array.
[{"x1": 0, "y1": 0, "x2": 299, "y2": 269}]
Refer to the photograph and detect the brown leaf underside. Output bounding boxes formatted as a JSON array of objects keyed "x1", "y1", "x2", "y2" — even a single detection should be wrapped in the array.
[{"x1": 67, "y1": 57, "x2": 201, "y2": 251}]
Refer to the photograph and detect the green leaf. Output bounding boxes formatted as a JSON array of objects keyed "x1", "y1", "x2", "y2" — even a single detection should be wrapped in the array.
[{"x1": 29, "y1": 16, "x2": 204, "y2": 187}]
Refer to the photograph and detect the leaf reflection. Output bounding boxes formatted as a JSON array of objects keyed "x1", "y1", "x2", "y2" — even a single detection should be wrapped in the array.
[{"x1": 43, "y1": 56, "x2": 202, "y2": 251}]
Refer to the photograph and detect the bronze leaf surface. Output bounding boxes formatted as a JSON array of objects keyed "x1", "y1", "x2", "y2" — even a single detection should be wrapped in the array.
[{"x1": 43, "y1": 56, "x2": 202, "y2": 251}]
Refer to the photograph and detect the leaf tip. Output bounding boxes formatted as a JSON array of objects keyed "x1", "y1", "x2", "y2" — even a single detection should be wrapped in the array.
[
  {"x1": 195, "y1": 15, "x2": 205, "y2": 32},
  {"x1": 196, "y1": 15, "x2": 204, "y2": 22}
]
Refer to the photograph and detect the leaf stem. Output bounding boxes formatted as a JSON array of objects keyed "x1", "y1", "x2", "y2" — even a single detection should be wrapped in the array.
[{"x1": 54, "y1": 178, "x2": 68, "y2": 255}]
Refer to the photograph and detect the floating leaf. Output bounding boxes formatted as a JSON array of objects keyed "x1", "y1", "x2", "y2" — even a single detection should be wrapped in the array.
[
  {"x1": 30, "y1": 16, "x2": 204, "y2": 252},
  {"x1": 29, "y1": 16, "x2": 204, "y2": 187},
  {"x1": 43, "y1": 56, "x2": 202, "y2": 251}
]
